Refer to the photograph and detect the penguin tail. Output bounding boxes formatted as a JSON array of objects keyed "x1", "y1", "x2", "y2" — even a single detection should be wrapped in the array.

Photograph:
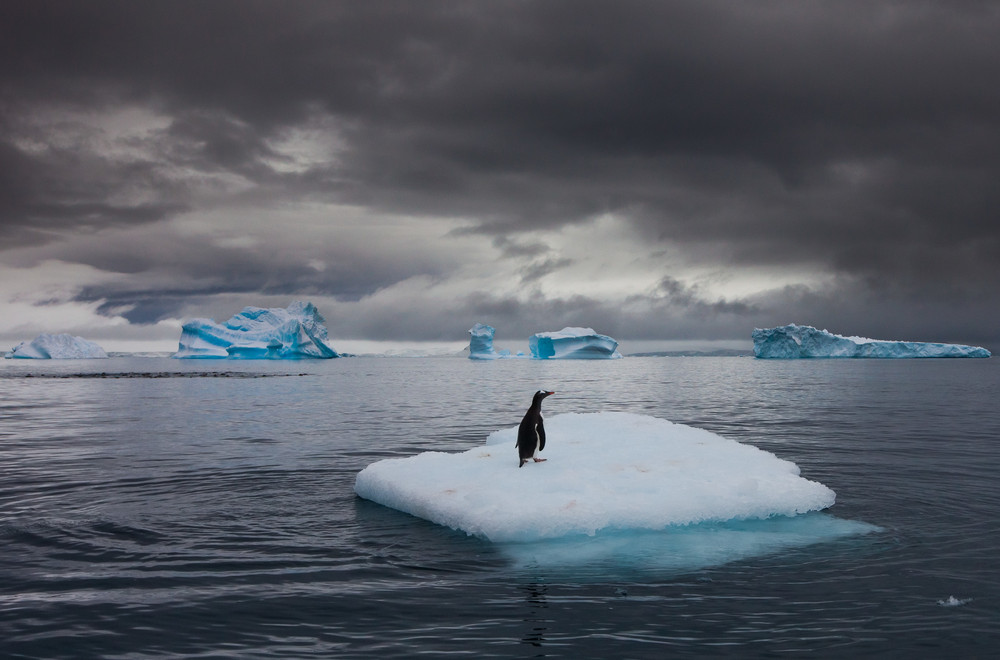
[{"x1": 519, "y1": 458, "x2": 526, "y2": 468}]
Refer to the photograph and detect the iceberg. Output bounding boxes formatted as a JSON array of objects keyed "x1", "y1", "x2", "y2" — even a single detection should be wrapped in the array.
[
  {"x1": 468, "y1": 323, "x2": 507, "y2": 360},
  {"x1": 355, "y1": 412, "x2": 836, "y2": 543},
  {"x1": 753, "y1": 324, "x2": 991, "y2": 359},
  {"x1": 528, "y1": 327, "x2": 622, "y2": 359},
  {"x1": 5, "y1": 333, "x2": 108, "y2": 359},
  {"x1": 173, "y1": 301, "x2": 339, "y2": 359}
]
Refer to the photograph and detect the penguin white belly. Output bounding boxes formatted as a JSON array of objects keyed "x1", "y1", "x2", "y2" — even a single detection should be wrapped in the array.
[{"x1": 532, "y1": 416, "x2": 543, "y2": 457}]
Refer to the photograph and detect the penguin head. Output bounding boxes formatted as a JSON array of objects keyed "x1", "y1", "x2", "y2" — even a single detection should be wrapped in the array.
[{"x1": 533, "y1": 390, "x2": 555, "y2": 403}]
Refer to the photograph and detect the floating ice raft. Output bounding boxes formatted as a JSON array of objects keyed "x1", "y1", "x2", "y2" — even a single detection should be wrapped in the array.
[{"x1": 355, "y1": 412, "x2": 836, "y2": 543}]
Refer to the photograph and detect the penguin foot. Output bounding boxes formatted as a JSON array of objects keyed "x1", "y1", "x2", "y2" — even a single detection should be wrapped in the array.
[{"x1": 533, "y1": 458, "x2": 547, "y2": 462}]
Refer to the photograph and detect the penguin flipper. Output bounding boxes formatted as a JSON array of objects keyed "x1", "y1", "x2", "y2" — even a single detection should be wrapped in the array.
[{"x1": 537, "y1": 419, "x2": 546, "y2": 452}]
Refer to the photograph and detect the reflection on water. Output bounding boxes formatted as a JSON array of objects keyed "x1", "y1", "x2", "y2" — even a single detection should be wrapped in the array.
[{"x1": 520, "y1": 583, "x2": 549, "y2": 650}]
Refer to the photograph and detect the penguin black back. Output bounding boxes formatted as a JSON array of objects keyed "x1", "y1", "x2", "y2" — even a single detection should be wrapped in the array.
[{"x1": 516, "y1": 390, "x2": 554, "y2": 467}]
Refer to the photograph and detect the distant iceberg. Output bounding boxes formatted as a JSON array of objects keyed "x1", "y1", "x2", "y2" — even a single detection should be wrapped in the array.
[
  {"x1": 468, "y1": 323, "x2": 620, "y2": 359},
  {"x1": 5, "y1": 333, "x2": 108, "y2": 359},
  {"x1": 174, "y1": 301, "x2": 339, "y2": 359},
  {"x1": 468, "y1": 323, "x2": 507, "y2": 360},
  {"x1": 753, "y1": 324, "x2": 990, "y2": 359},
  {"x1": 529, "y1": 327, "x2": 622, "y2": 359},
  {"x1": 355, "y1": 412, "x2": 835, "y2": 543}
]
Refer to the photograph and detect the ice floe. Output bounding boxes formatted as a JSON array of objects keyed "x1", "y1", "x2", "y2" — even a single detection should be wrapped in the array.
[{"x1": 355, "y1": 412, "x2": 837, "y2": 543}]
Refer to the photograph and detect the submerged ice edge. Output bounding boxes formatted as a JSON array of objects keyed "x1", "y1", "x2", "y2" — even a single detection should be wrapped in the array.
[{"x1": 496, "y1": 513, "x2": 882, "y2": 575}]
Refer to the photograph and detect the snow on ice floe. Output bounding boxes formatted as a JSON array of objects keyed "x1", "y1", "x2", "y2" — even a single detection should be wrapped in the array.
[
  {"x1": 173, "y1": 301, "x2": 339, "y2": 359},
  {"x1": 5, "y1": 334, "x2": 108, "y2": 359},
  {"x1": 753, "y1": 324, "x2": 990, "y2": 359},
  {"x1": 355, "y1": 412, "x2": 837, "y2": 543},
  {"x1": 529, "y1": 327, "x2": 622, "y2": 359}
]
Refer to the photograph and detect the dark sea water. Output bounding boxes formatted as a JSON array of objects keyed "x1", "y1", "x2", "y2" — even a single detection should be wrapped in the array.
[{"x1": 1, "y1": 356, "x2": 998, "y2": 658}]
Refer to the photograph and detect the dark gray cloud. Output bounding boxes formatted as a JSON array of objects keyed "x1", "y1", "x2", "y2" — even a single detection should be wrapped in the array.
[
  {"x1": 1, "y1": 1, "x2": 999, "y2": 347},
  {"x1": 41, "y1": 224, "x2": 459, "y2": 325},
  {"x1": 520, "y1": 258, "x2": 575, "y2": 285},
  {"x1": 0, "y1": 129, "x2": 187, "y2": 247},
  {"x1": 492, "y1": 236, "x2": 551, "y2": 260}
]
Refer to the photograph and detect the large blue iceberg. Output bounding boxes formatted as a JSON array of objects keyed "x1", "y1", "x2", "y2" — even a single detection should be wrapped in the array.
[
  {"x1": 5, "y1": 333, "x2": 108, "y2": 359},
  {"x1": 529, "y1": 327, "x2": 622, "y2": 359},
  {"x1": 753, "y1": 324, "x2": 991, "y2": 359},
  {"x1": 174, "y1": 301, "x2": 339, "y2": 359}
]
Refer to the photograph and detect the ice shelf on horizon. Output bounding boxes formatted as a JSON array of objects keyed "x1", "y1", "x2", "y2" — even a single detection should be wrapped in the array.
[
  {"x1": 468, "y1": 323, "x2": 621, "y2": 359},
  {"x1": 173, "y1": 301, "x2": 339, "y2": 359},
  {"x1": 5, "y1": 333, "x2": 109, "y2": 359},
  {"x1": 752, "y1": 324, "x2": 991, "y2": 359},
  {"x1": 354, "y1": 412, "x2": 836, "y2": 543}
]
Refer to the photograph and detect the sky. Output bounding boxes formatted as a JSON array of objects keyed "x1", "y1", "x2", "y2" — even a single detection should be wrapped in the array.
[{"x1": 2, "y1": 0, "x2": 999, "y2": 354}]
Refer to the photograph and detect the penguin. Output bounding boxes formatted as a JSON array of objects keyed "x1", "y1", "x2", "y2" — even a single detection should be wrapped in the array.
[{"x1": 517, "y1": 390, "x2": 555, "y2": 467}]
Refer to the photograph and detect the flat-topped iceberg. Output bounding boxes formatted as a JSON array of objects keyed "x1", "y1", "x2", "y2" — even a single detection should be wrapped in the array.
[
  {"x1": 529, "y1": 327, "x2": 622, "y2": 359},
  {"x1": 5, "y1": 333, "x2": 108, "y2": 359},
  {"x1": 174, "y1": 301, "x2": 339, "y2": 359},
  {"x1": 753, "y1": 324, "x2": 991, "y2": 359},
  {"x1": 468, "y1": 323, "x2": 508, "y2": 359},
  {"x1": 355, "y1": 412, "x2": 835, "y2": 543}
]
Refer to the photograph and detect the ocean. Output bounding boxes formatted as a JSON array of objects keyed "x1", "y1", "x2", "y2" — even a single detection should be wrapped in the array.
[{"x1": 1, "y1": 356, "x2": 998, "y2": 658}]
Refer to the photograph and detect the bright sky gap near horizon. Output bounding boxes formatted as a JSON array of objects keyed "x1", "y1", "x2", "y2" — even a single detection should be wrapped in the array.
[{"x1": 2, "y1": 1, "x2": 999, "y2": 354}]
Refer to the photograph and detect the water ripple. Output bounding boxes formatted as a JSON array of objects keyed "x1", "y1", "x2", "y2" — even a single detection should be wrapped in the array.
[{"x1": 1, "y1": 357, "x2": 998, "y2": 658}]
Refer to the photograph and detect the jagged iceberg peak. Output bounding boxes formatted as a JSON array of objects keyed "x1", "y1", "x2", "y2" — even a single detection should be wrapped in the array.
[
  {"x1": 5, "y1": 333, "x2": 108, "y2": 359},
  {"x1": 529, "y1": 327, "x2": 622, "y2": 359},
  {"x1": 468, "y1": 322, "x2": 504, "y2": 360},
  {"x1": 753, "y1": 324, "x2": 991, "y2": 359},
  {"x1": 174, "y1": 301, "x2": 340, "y2": 359}
]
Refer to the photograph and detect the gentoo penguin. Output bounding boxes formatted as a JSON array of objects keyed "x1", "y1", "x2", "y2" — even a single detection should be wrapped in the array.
[{"x1": 517, "y1": 390, "x2": 555, "y2": 467}]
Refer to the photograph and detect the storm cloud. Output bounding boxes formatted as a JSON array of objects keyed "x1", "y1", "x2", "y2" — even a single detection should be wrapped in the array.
[{"x1": 2, "y1": 1, "x2": 998, "y2": 350}]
